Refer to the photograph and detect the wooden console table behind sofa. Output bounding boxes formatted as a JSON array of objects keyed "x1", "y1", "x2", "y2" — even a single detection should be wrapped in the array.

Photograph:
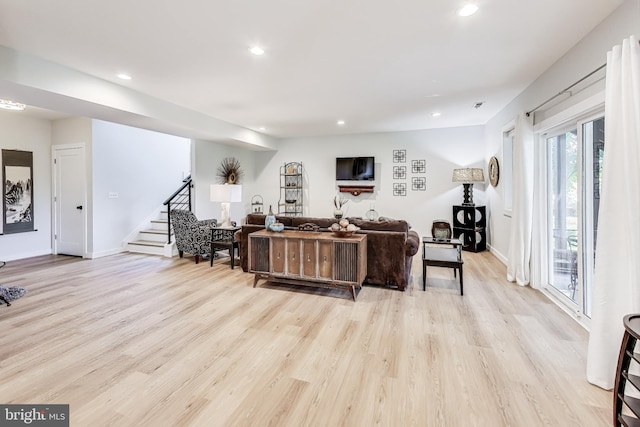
[
  {"x1": 249, "y1": 229, "x2": 367, "y2": 301},
  {"x1": 239, "y1": 214, "x2": 419, "y2": 291}
]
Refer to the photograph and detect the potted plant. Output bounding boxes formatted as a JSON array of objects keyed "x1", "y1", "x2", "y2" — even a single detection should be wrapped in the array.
[{"x1": 333, "y1": 195, "x2": 349, "y2": 219}]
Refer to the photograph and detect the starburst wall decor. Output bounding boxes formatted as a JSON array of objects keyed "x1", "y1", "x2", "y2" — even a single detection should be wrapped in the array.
[{"x1": 216, "y1": 157, "x2": 243, "y2": 184}]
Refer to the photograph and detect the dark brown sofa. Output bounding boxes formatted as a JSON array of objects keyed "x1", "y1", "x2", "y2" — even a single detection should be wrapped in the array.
[{"x1": 238, "y1": 214, "x2": 420, "y2": 291}]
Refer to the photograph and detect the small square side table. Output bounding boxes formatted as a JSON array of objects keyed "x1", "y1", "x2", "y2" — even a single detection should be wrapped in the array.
[
  {"x1": 210, "y1": 226, "x2": 241, "y2": 269},
  {"x1": 422, "y1": 237, "x2": 464, "y2": 295}
]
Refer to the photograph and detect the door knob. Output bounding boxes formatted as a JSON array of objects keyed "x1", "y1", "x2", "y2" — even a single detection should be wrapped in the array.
[{"x1": 76, "y1": 205, "x2": 83, "y2": 210}]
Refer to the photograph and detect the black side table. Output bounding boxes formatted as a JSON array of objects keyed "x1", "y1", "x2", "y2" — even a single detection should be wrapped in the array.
[
  {"x1": 210, "y1": 226, "x2": 241, "y2": 269},
  {"x1": 614, "y1": 313, "x2": 640, "y2": 426},
  {"x1": 453, "y1": 205, "x2": 486, "y2": 252},
  {"x1": 422, "y1": 237, "x2": 464, "y2": 295}
]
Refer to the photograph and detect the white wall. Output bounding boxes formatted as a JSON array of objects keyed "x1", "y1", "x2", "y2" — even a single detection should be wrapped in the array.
[
  {"x1": 0, "y1": 110, "x2": 52, "y2": 260},
  {"x1": 244, "y1": 126, "x2": 485, "y2": 240},
  {"x1": 91, "y1": 120, "x2": 190, "y2": 257},
  {"x1": 192, "y1": 139, "x2": 258, "y2": 224},
  {"x1": 485, "y1": 0, "x2": 640, "y2": 262}
]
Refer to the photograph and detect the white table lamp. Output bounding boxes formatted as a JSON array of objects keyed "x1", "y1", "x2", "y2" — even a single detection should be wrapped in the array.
[{"x1": 210, "y1": 184, "x2": 242, "y2": 227}]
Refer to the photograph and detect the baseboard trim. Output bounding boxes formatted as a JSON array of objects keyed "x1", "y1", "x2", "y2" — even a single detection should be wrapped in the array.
[
  {"x1": 87, "y1": 248, "x2": 125, "y2": 259},
  {"x1": 487, "y1": 244, "x2": 507, "y2": 265},
  {"x1": 2, "y1": 249, "x2": 53, "y2": 261}
]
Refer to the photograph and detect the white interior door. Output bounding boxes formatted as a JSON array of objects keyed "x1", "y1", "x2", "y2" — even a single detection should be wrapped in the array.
[{"x1": 53, "y1": 145, "x2": 86, "y2": 256}]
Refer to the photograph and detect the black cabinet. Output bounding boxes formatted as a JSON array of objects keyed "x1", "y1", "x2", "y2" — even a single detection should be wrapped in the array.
[{"x1": 452, "y1": 205, "x2": 486, "y2": 252}]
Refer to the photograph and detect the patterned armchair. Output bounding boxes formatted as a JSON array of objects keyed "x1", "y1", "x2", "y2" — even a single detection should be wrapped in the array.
[{"x1": 170, "y1": 209, "x2": 218, "y2": 264}]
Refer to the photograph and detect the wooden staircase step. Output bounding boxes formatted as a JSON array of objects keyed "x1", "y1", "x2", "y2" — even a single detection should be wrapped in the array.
[
  {"x1": 150, "y1": 219, "x2": 170, "y2": 231},
  {"x1": 138, "y1": 228, "x2": 171, "y2": 243},
  {"x1": 140, "y1": 229, "x2": 167, "y2": 235},
  {"x1": 127, "y1": 239, "x2": 170, "y2": 256},
  {"x1": 129, "y1": 240, "x2": 165, "y2": 248}
]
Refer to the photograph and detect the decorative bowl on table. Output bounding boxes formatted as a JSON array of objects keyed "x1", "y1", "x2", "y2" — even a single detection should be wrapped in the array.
[
  {"x1": 330, "y1": 220, "x2": 359, "y2": 237},
  {"x1": 332, "y1": 229, "x2": 358, "y2": 237},
  {"x1": 269, "y1": 222, "x2": 285, "y2": 232}
]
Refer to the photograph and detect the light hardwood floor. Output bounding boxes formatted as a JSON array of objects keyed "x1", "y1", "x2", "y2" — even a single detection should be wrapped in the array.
[{"x1": 0, "y1": 251, "x2": 611, "y2": 426}]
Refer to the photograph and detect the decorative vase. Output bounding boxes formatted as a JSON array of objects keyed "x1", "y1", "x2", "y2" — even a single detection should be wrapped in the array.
[
  {"x1": 334, "y1": 209, "x2": 343, "y2": 219},
  {"x1": 265, "y1": 205, "x2": 276, "y2": 230}
]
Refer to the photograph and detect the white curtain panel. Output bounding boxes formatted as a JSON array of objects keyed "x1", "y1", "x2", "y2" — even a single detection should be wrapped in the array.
[
  {"x1": 506, "y1": 113, "x2": 534, "y2": 286},
  {"x1": 587, "y1": 35, "x2": 640, "y2": 390},
  {"x1": 529, "y1": 136, "x2": 547, "y2": 290}
]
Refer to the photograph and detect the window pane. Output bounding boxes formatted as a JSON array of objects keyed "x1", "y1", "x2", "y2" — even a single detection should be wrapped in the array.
[
  {"x1": 581, "y1": 116, "x2": 604, "y2": 318},
  {"x1": 547, "y1": 129, "x2": 578, "y2": 302}
]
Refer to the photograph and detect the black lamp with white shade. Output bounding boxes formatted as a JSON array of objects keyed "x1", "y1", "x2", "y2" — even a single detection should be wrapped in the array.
[{"x1": 452, "y1": 168, "x2": 484, "y2": 206}]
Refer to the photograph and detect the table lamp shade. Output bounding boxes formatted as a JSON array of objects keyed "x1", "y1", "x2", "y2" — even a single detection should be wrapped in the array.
[
  {"x1": 210, "y1": 184, "x2": 242, "y2": 203},
  {"x1": 210, "y1": 184, "x2": 242, "y2": 227},
  {"x1": 452, "y1": 168, "x2": 484, "y2": 183},
  {"x1": 452, "y1": 168, "x2": 484, "y2": 206}
]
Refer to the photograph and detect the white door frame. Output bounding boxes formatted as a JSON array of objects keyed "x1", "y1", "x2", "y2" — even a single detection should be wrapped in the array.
[{"x1": 52, "y1": 143, "x2": 87, "y2": 257}]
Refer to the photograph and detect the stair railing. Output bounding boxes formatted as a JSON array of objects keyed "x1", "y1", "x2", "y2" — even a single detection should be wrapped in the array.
[{"x1": 163, "y1": 176, "x2": 192, "y2": 244}]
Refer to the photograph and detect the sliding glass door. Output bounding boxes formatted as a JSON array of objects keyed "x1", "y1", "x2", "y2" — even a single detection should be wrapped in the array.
[
  {"x1": 581, "y1": 116, "x2": 604, "y2": 317},
  {"x1": 545, "y1": 115, "x2": 604, "y2": 319},
  {"x1": 547, "y1": 128, "x2": 578, "y2": 302}
]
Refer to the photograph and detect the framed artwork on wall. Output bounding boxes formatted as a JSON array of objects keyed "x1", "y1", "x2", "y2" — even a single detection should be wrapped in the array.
[
  {"x1": 393, "y1": 149, "x2": 406, "y2": 163},
  {"x1": 411, "y1": 160, "x2": 426, "y2": 174},
  {"x1": 412, "y1": 177, "x2": 426, "y2": 191},
  {"x1": 393, "y1": 166, "x2": 406, "y2": 180},
  {"x1": 2, "y1": 149, "x2": 34, "y2": 234},
  {"x1": 393, "y1": 183, "x2": 407, "y2": 196}
]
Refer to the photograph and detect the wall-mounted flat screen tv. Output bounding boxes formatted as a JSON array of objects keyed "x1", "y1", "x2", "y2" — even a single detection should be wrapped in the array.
[{"x1": 336, "y1": 157, "x2": 375, "y2": 181}]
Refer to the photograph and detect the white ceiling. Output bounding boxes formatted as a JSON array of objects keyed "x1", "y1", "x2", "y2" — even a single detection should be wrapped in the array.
[{"x1": 0, "y1": 0, "x2": 625, "y2": 138}]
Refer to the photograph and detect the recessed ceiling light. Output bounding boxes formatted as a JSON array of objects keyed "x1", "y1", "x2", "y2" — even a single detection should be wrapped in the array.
[
  {"x1": 0, "y1": 99, "x2": 26, "y2": 111},
  {"x1": 431, "y1": 112, "x2": 441, "y2": 117},
  {"x1": 116, "y1": 73, "x2": 132, "y2": 80},
  {"x1": 458, "y1": 4, "x2": 479, "y2": 16},
  {"x1": 337, "y1": 120, "x2": 345, "y2": 126},
  {"x1": 249, "y1": 46, "x2": 264, "y2": 55}
]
